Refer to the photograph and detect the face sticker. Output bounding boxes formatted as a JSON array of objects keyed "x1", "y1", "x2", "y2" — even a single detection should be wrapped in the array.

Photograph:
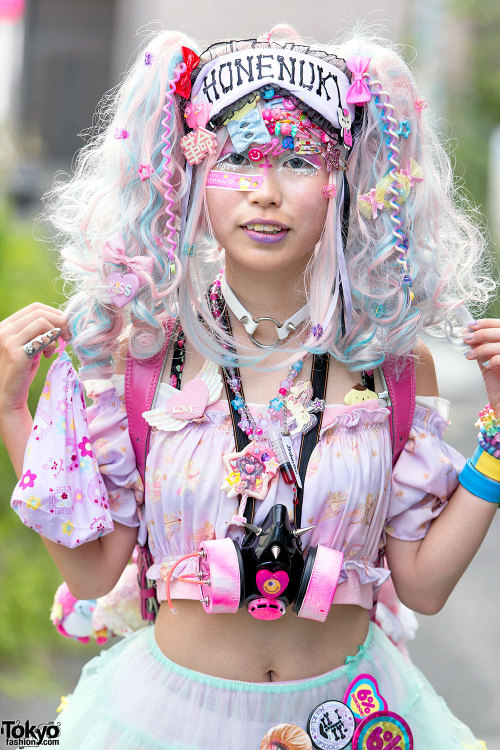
[
  {"x1": 307, "y1": 700, "x2": 356, "y2": 750},
  {"x1": 206, "y1": 171, "x2": 264, "y2": 191}
]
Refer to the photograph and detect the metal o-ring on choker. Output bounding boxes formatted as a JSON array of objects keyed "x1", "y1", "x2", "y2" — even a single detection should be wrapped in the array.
[{"x1": 242, "y1": 315, "x2": 298, "y2": 349}]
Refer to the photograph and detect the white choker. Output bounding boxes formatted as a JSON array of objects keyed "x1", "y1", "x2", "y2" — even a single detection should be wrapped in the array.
[{"x1": 220, "y1": 276, "x2": 309, "y2": 349}]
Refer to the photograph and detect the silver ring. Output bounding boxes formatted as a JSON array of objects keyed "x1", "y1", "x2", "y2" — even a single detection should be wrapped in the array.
[
  {"x1": 22, "y1": 328, "x2": 62, "y2": 358},
  {"x1": 22, "y1": 342, "x2": 37, "y2": 358}
]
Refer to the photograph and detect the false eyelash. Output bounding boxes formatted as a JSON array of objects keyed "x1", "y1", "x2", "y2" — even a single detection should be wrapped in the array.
[{"x1": 214, "y1": 154, "x2": 249, "y2": 172}]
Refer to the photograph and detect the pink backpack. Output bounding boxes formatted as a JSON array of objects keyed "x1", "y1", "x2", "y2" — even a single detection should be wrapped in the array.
[{"x1": 125, "y1": 318, "x2": 415, "y2": 621}]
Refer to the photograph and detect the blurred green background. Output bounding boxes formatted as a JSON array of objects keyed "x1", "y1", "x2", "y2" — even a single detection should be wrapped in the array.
[{"x1": 0, "y1": 0, "x2": 499, "y2": 730}]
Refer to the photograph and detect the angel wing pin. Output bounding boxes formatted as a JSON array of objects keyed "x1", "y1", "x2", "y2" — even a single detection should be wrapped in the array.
[{"x1": 142, "y1": 360, "x2": 222, "y2": 432}]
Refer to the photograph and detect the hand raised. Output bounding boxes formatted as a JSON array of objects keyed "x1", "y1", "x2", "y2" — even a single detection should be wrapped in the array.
[
  {"x1": 0, "y1": 302, "x2": 71, "y2": 413},
  {"x1": 463, "y1": 319, "x2": 500, "y2": 412}
]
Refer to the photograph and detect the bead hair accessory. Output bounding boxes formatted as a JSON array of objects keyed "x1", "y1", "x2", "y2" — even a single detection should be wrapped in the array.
[
  {"x1": 137, "y1": 163, "x2": 153, "y2": 181},
  {"x1": 414, "y1": 96, "x2": 428, "y2": 112},
  {"x1": 323, "y1": 184, "x2": 337, "y2": 199},
  {"x1": 144, "y1": 52, "x2": 154, "y2": 66},
  {"x1": 476, "y1": 404, "x2": 500, "y2": 456},
  {"x1": 345, "y1": 56, "x2": 372, "y2": 105},
  {"x1": 220, "y1": 275, "x2": 309, "y2": 349}
]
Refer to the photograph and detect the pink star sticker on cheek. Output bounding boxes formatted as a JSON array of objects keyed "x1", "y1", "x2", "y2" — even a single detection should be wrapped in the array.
[{"x1": 138, "y1": 163, "x2": 153, "y2": 181}]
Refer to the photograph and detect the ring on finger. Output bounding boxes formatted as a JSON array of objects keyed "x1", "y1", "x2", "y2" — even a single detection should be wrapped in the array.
[{"x1": 22, "y1": 328, "x2": 62, "y2": 358}]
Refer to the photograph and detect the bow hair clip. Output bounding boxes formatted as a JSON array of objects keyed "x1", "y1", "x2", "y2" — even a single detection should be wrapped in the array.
[
  {"x1": 345, "y1": 56, "x2": 372, "y2": 105},
  {"x1": 175, "y1": 47, "x2": 200, "y2": 100},
  {"x1": 103, "y1": 232, "x2": 155, "y2": 308}
]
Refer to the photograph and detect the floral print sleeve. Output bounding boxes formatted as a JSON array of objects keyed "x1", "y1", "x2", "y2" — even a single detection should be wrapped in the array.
[
  {"x1": 85, "y1": 374, "x2": 142, "y2": 529},
  {"x1": 10, "y1": 352, "x2": 140, "y2": 548},
  {"x1": 385, "y1": 397, "x2": 466, "y2": 541}
]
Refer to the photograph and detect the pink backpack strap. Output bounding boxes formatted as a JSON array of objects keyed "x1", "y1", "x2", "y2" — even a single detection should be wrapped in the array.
[
  {"x1": 382, "y1": 357, "x2": 416, "y2": 466},
  {"x1": 125, "y1": 317, "x2": 177, "y2": 484},
  {"x1": 124, "y1": 317, "x2": 177, "y2": 622}
]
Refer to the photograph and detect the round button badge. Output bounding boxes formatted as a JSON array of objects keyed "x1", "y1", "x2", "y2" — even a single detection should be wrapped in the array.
[
  {"x1": 248, "y1": 148, "x2": 263, "y2": 162},
  {"x1": 352, "y1": 711, "x2": 413, "y2": 750},
  {"x1": 307, "y1": 700, "x2": 356, "y2": 750}
]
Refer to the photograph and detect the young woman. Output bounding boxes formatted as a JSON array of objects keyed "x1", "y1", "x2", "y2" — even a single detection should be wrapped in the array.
[{"x1": 1, "y1": 26, "x2": 498, "y2": 749}]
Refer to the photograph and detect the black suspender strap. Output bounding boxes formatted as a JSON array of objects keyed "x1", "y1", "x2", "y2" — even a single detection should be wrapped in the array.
[{"x1": 293, "y1": 352, "x2": 329, "y2": 529}]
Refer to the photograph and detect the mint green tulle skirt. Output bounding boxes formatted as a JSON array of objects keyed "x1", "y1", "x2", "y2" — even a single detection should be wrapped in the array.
[{"x1": 56, "y1": 622, "x2": 485, "y2": 749}]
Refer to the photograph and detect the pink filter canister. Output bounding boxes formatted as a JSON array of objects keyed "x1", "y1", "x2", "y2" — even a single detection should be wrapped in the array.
[
  {"x1": 199, "y1": 538, "x2": 242, "y2": 614},
  {"x1": 296, "y1": 546, "x2": 343, "y2": 622}
]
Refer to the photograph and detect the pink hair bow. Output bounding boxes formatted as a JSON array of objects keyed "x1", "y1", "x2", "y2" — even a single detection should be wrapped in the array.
[
  {"x1": 346, "y1": 56, "x2": 372, "y2": 105},
  {"x1": 102, "y1": 232, "x2": 154, "y2": 286}
]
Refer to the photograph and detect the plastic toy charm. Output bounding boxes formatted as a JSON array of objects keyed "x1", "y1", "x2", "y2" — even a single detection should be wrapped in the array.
[
  {"x1": 180, "y1": 127, "x2": 217, "y2": 165},
  {"x1": 343, "y1": 674, "x2": 388, "y2": 722},
  {"x1": 184, "y1": 102, "x2": 211, "y2": 129},
  {"x1": 287, "y1": 381, "x2": 325, "y2": 437},
  {"x1": 352, "y1": 711, "x2": 413, "y2": 750},
  {"x1": 307, "y1": 700, "x2": 356, "y2": 750},
  {"x1": 344, "y1": 384, "x2": 378, "y2": 405},
  {"x1": 106, "y1": 272, "x2": 141, "y2": 307},
  {"x1": 221, "y1": 442, "x2": 279, "y2": 507},
  {"x1": 337, "y1": 107, "x2": 353, "y2": 148}
]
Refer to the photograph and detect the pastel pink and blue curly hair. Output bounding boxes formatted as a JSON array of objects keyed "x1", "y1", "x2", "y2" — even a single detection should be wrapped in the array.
[{"x1": 44, "y1": 26, "x2": 493, "y2": 378}]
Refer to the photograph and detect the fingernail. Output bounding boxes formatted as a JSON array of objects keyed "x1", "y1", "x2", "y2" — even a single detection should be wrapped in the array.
[
  {"x1": 483, "y1": 360, "x2": 490, "y2": 368},
  {"x1": 463, "y1": 333, "x2": 473, "y2": 342},
  {"x1": 463, "y1": 350, "x2": 472, "y2": 358},
  {"x1": 467, "y1": 321, "x2": 478, "y2": 329}
]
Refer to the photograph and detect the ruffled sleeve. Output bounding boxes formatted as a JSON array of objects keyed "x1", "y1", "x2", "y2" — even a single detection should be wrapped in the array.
[
  {"x1": 84, "y1": 374, "x2": 142, "y2": 530},
  {"x1": 385, "y1": 396, "x2": 465, "y2": 541}
]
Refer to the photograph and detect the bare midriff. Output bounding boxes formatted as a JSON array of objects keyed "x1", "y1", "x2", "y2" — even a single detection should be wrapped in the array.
[{"x1": 154, "y1": 601, "x2": 370, "y2": 682}]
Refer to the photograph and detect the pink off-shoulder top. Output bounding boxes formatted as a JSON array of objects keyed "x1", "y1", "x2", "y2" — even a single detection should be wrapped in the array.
[{"x1": 83, "y1": 372, "x2": 465, "y2": 611}]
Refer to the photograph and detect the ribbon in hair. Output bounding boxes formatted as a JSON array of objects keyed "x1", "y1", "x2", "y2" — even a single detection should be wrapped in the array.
[
  {"x1": 102, "y1": 232, "x2": 154, "y2": 285},
  {"x1": 176, "y1": 47, "x2": 201, "y2": 99},
  {"x1": 400, "y1": 157, "x2": 424, "y2": 187},
  {"x1": 345, "y1": 56, "x2": 372, "y2": 105}
]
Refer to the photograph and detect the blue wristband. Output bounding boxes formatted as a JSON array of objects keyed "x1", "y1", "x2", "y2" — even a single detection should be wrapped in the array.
[{"x1": 458, "y1": 459, "x2": 500, "y2": 504}]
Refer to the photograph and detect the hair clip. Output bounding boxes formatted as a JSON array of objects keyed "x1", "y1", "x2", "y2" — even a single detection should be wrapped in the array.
[
  {"x1": 114, "y1": 128, "x2": 129, "y2": 140},
  {"x1": 396, "y1": 120, "x2": 411, "y2": 139},
  {"x1": 137, "y1": 163, "x2": 153, "y2": 181},
  {"x1": 323, "y1": 185, "x2": 337, "y2": 199},
  {"x1": 345, "y1": 56, "x2": 372, "y2": 105},
  {"x1": 414, "y1": 97, "x2": 428, "y2": 112},
  {"x1": 183, "y1": 243, "x2": 197, "y2": 256},
  {"x1": 144, "y1": 52, "x2": 154, "y2": 66}
]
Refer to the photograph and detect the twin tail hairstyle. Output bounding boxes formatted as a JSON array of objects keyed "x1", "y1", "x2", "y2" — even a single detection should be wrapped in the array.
[{"x1": 43, "y1": 25, "x2": 493, "y2": 378}]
